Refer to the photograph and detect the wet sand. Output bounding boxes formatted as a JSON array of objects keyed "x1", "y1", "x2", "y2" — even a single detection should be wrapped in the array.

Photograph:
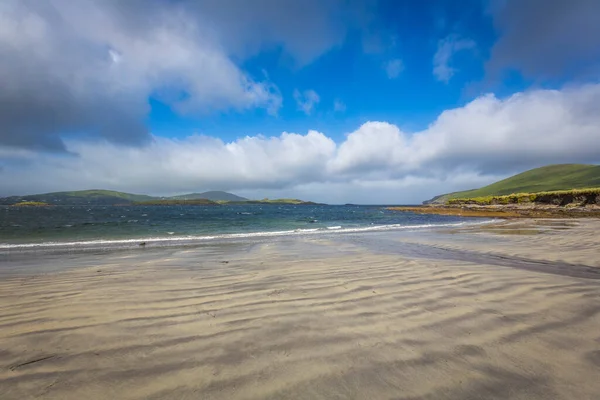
[{"x1": 1, "y1": 220, "x2": 600, "y2": 399}]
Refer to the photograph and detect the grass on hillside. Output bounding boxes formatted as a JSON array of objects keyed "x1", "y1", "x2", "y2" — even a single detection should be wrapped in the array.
[
  {"x1": 12, "y1": 201, "x2": 50, "y2": 207},
  {"x1": 447, "y1": 188, "x2": 600, "y2": 206},
  {"x1": 447, "y1": 164, "x2": 600, "y2": 200},
  {"x1": 388, "y1": 205, "x2": 600, "y2": 218}
]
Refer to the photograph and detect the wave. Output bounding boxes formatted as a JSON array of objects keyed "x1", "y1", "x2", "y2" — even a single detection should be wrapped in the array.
[{"x1": 0, "y1": 219, "x2": 497, "y2": 252}]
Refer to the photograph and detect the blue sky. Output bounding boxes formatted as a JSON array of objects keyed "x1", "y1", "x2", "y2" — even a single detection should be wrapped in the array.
[
  {"x1": 1, "y1": 0, "x2": 600, "y2": 203},
  {"x1": 148, "y1": 0, "x2": 499, "y2": 142}
]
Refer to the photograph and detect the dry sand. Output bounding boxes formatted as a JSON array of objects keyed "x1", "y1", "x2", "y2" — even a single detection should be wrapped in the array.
[{"x1": 1, "y1": 220, "x2": 600, "y2": 399}]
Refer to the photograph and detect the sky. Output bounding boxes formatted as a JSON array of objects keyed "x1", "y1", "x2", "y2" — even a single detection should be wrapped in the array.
[{"x1": 1, "y1": 0, "x2": 600, "y2": 204}]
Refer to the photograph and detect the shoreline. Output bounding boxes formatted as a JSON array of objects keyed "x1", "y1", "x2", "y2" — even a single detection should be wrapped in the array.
[
  {"x1": 388, "y1": 204, "x2": 600, "y2": 218},
  {"x1": 1, "y1": 219, "x2": 599, "y2": 399},
  {"x1": 0, "y1": 219, "x2": 494, "y2": 256}
]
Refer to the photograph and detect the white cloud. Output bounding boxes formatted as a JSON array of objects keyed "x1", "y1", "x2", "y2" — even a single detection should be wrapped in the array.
[
  {"x1": 334, "y1": 99, "x2": 346, "y2": 112},
  {"x1": 384, "y1": 59, "x2": 404, "y2": 79},
  {"x1": 294, "y1": 89, "x2": 321, "y2": 115},
  {"x1": 2, "y1": 132, "x2": 337, "y2": 196},
  {"x1": 433, "y1": 35, "x2": 476, "y2": 83},
  {"x1": 0, "y1": 0, "x2": 365, "y2": 151},
  {"x1": 2, "y1": 85, "x2": 600, "y2": 203}
]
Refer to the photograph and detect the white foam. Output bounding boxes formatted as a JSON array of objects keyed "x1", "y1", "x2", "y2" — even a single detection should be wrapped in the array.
[{"x1": 0, "y1": 219, "x2": 498, "y2": 251}]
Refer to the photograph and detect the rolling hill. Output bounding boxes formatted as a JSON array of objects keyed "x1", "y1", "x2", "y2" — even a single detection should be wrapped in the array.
[
  {"x1": 425, "y1": 164, "x2": 600, "y2": 204},
  {"x1": 166, "y1": 191, "x2": 248, "y2": 202},
  {"x1": 0, "y1": 189, "x2": 312, "y2": 206},
  {"x1": 0, "y1": 189, "x2": 155, "y2": 206},
  {"x1": 133, "y1": 199, "x2": 218, "y2": 206}
]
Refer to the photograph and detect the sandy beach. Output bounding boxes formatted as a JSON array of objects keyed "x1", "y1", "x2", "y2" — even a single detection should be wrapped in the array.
[{"x1": 1, "y1": 220, "x2": 600, "y2": 399}]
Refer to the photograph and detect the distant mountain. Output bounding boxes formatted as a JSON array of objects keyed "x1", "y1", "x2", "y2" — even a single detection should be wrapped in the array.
[
  {"x1": 133, "y1": 199, "x2": 218, "y2": 206},
  {"x1": 167, "y1": 191, "x2": 248, "y2": 202},
  {"x1": 0, "y1": 189, "x2": 266, "y2": 206},
  {"x1": 227, "y1": 198, "x2": 320, "y2": 205},
  {"x1": 0, "y1": 189, "x2": 155, "y2": 206},
  {"x1": 425, "y1": 164, "x2": 600, "y2": 204},
  {"x1": 0, "y1": 189, "x2": 323, "y2": 206}
]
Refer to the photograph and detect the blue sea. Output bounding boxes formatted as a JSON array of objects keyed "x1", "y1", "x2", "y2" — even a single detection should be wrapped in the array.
[{"x1": 0, "y1": 204, "x2": 488, "y2": 253}]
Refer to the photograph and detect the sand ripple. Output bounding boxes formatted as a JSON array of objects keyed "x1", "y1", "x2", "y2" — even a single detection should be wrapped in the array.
[{"x1": 1, "y1": 223, "x2": 600, "y2": 399}]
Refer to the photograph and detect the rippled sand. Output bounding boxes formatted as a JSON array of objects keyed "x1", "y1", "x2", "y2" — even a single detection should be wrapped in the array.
[{"x1": 1, "y1": 221, "x2": 600, "y2": 399}]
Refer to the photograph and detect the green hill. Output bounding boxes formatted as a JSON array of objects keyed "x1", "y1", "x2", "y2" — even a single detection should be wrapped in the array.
[
  {"x1": 0, "y1": 189, "x2": 155, "y2": 206},
  {"x1": 425, "y1": 164, "x2": 600, "y2": 204},
  {"x1": 167, "y1": 191, "x2": 248, "y2": 202},
  {"x1": 57, "y1": 190, "x2": 155, "y2": 202},
  {"x1": 0, "y1": 189, "x2": 316, "y2": 206}
]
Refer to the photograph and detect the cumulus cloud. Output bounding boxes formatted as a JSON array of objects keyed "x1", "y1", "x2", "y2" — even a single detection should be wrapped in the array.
[
  {"x1": 433, "y1": 35, "x2": 476, "y2": 83},
  {"x1": 488, "y1": 0, "x2": 600, "y2": 80},
  {"x1": 2, "y1": 84, "x2": 600, "y2": 203},
  {"x1": 384, "y1": 59, "x2": 404, "y2": 79},
  {"x1": 294, "y1": 89, "x2": 321, "y2": 115},
  {"x1": 334, "y1": 85, "x2": 600, "y2": 178},
  {"x1": 0, "y1": 0, "x2": 365, "y2": 152}
]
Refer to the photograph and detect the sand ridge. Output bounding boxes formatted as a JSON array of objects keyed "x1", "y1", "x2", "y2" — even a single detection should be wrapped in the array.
[{"x1": 1, "y1": 221, "x2": 600, "y2": 399}]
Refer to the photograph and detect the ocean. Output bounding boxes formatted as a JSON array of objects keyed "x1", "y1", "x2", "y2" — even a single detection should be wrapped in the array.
[{"x1": 1, "y1": 204, "x2": 487, "y2": 253}]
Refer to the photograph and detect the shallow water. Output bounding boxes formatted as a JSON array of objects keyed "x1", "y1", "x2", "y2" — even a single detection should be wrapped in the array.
[{"x1": 0, "y1": 204, "x2": 489, "y2": 253}]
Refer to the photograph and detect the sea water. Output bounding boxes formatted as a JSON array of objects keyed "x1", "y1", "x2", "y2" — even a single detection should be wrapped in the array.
[{"x1": 0, "y1": 204, "x2": 489, "y2": 253}]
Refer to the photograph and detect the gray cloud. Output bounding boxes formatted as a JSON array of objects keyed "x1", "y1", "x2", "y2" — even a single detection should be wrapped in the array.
[
  {"x1": 186, "y1": 0, "x2": 360, "y2": 66},
  {"x1": 2, "y1": 84, "x2": 599, "y2": 203},
  {"x1": 0, "y1": 0, "x2": 360, "y2": 152},
  {"x1": 488, "y1": 0, "x2": 600, "y2": 79}
]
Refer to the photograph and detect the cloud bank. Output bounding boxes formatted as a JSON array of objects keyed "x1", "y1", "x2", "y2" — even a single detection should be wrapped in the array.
[{"x1": 3, "y1": 85, "x2": 600, "y2": 203}]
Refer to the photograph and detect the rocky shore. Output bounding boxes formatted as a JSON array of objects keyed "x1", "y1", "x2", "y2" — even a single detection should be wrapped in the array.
[{"x1": 388, "y1": 204, "x2": 600, "y2": 218}]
